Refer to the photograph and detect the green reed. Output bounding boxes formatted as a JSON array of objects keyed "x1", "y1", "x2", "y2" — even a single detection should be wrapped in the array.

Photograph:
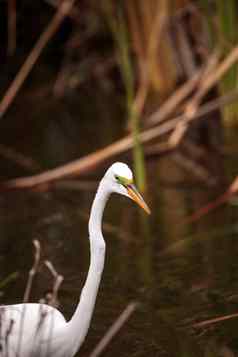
[
  {"x1": 103, "y1": 2, "x2": 146, "y2": 190},
  {"x1": 201, "y1": 0, "x2": 238, "y2": 124}
]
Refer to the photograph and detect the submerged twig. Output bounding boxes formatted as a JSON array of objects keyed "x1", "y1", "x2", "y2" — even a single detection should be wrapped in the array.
[
  {"x1": 192, "y1": 311, "x2": 238, "y2": 328},
  {"x1": 88, "y1": 302, "x2": 139, "y2": 357},
  {"x1": 44, "y1": 260, "x2": 64, "y2": 307},
  {"x1": 23, "y1": 240, "x2": 41, "y2": 303},
  {"x1": 18, "y1": 240, "x2": 41, "y2": 356},
  {"x1": 184, "y1": 191, "x2": 230, "y2": 225},
  {"x1": 0, "y1": 0, "x2": 76, "y2": 118},
  {"x1": 184, "y1": 174, "x2": 238, "y2": 224}
]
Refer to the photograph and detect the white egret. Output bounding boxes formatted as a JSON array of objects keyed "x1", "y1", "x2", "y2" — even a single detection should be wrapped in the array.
[{"x1": 0, "y1": 162, "x2": 150, "y2": 357}]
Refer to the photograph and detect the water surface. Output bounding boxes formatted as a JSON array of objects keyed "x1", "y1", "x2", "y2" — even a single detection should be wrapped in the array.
[{"x1": 0, "y1": 74, "x2": 238, "y2": 357}]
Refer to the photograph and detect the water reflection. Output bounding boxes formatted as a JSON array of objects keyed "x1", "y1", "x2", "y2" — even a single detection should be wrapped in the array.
[{"x1": 0, "y1": 173, "x2": 238, "y2": 357}]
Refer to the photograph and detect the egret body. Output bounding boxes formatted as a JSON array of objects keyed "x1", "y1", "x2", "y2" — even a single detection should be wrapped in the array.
[{"x1": 0, "y1": 162, "x2": 150, "y2": 357}]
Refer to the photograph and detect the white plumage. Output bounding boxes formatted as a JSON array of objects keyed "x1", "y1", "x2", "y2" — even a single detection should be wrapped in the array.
[{"x1": 0, "y1": 163, "x2": 150, "y2": 357}]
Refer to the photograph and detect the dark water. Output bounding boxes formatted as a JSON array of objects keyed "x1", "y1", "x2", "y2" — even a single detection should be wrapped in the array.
[{"x1": 0, "y1": 75, "x2": 238, "y2": 357}]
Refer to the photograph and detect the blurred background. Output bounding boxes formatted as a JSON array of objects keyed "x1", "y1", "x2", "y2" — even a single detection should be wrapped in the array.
[{"x1": 1, "y1": 0, "x2": 238, "y2": 356}]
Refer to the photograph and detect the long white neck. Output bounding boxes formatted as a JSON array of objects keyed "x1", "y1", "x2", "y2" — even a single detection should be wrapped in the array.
[{"x1": 66, "y1": 178, "x2": 109, "y2": 355}]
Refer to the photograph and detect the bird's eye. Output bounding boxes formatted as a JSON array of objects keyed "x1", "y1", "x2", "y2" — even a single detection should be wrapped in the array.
[{"x1": 115, "y1": 175, "x2": 119, "y2": 181}]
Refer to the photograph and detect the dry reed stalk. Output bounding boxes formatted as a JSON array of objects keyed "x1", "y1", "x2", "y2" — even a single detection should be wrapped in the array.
[
  {"x1": 43, "y1": 0, "x2": 80, "y2": 23},
  {"x1": 139, "y1": 0, "x2": 154, "y2": 45},
  {"x1": 44, "y1": 260, "x2": 64, "y2": 307},
  {"x1": 6, "y1": 41, "x2": 236, "y2": 191},
  {"x1": 23, "y1": 240, "x2": 41, "y2": 302},
  {"x1": 0, "y1": 0, "x2": 76, "y2": 118},
  {"x1": 146, "y1": 69, "x2": 203, "y2": 127},
  {"x1": 17, "y1": 240, "x2": 41, "y2": 355},
  {"x1": 200, "y1": 42, "x2": 238, "y2": 93},
  {"x1": 168, "y1": 50, "x2": 220, "y2": 147},
  {"x1": 192, "y1": 311, "x2": 238, "y2": 328},
  {"x1": 184, "y1": 50, "x2": 220, "y2": 115},
  {"x1": 1, "y1": 89, "x2": 238, "y2": 191},
  {"x1": 126, "y1": 1, "x2": 176, "y2": 96},
  {"x1": 168, "y1": 45, "x2": 238, "y2": 147},
  {"x1": 133, "y1": 9, "x2": 168, "y2": 109},
  {"x1": 149, "y1": 42, "x2": 238, "y2": 133},
  {"x1": 125, "y1": 2, "x2": 144, "y2": 61},
  {"x1": 148, "y1": 1, "x2": 177, "y2": 93},
  {"x1": 175, "y1": 20, "x2": 197, "y2": 77},
  {"x1": 126, "y1": 2, "x2": 150, "y2": 119}
]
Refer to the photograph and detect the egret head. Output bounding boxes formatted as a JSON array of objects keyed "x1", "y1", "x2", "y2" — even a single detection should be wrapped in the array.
[{"x1": 104, "y1": 162, "x2": 150, "y2": 214}]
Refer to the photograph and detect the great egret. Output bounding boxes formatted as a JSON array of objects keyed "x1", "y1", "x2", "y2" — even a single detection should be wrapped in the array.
[{"x1": 0, "y1": 162, "x2": 150, "y2": 357}]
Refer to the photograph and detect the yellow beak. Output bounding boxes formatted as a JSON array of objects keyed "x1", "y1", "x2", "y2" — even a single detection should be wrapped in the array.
[{"x1": 126, "y1": 184, "x2": 151, "y2": 214}]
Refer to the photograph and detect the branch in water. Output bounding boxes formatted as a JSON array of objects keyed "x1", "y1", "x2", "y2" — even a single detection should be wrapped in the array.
[{"x1": 88, "y1": 302, "x2": 139, "y2": 357}]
